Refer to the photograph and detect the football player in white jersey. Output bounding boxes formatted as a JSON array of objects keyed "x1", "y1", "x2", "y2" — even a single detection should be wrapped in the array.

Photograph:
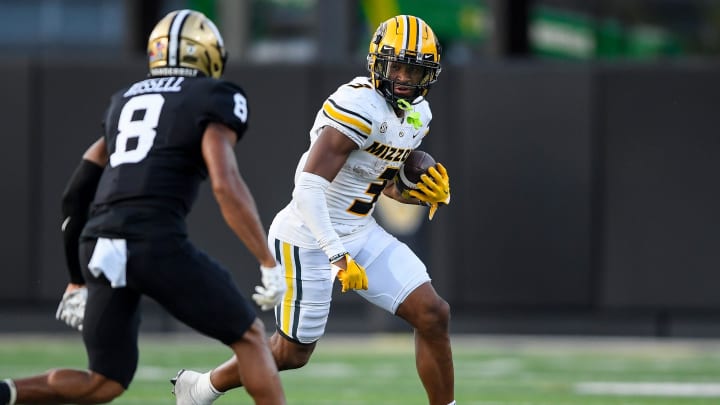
[{"x1": 172, "y1": 15, "x2": 455, "y2": 405}]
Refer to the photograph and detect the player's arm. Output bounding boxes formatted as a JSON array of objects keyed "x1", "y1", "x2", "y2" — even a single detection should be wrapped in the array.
[
  {"x1": 201, "y1": 122, "x2": 284, "y2": 309},
  {"x1": 294, "y1": 126, "x2": 368, "y2": 291},
  {"x1": 61, "y1": 136, "x2": 107, "y2": 285},
  {"x1": 202, "y1": 122, "x2": 275, "y2": 267},
  {"x1": 57, "y1": 136, "x2": 107, "y2": 330}
]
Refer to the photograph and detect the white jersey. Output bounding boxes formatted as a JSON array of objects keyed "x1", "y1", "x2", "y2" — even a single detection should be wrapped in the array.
[{"x1": 270, "y1": 76, "x2": 432, "y2": 249}]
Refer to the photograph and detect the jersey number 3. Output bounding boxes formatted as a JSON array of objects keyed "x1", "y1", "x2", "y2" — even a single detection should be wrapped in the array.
[
  {"x1": 348, "y1": 167, "x2": 399, "y2": 215},
  {"x1": 109, "y1": 92, "x2": 248, "y2": 167}
]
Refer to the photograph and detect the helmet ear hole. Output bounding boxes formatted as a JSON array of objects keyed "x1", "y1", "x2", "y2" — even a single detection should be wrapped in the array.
[{"x1": 373, "y1": 59, "x2": 385, "y2": 75}]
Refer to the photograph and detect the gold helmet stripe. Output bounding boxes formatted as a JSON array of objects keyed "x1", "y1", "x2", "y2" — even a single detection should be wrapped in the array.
[
  {"x1": 410, "y1": 15, "x2": 418, "y2": 54},
  {"x1": 168, "y1": 9, "x2": 191, "y2": 67},
  {"x1": 402, "y1": 15, "x2": 421, "y2": 55}
]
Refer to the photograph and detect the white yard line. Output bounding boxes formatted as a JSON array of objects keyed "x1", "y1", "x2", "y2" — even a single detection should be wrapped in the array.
[{"x1": 576, "y1": 382, "x2": 720, "y2": 397}]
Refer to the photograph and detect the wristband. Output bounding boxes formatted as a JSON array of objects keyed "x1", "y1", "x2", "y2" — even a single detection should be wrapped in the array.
[{"x1": 328, "y1": 252, "x2": 348, "y2": 263}]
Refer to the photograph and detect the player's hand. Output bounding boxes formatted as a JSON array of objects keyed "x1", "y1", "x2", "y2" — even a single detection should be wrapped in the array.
[
  {"x1": 332, "y1": 254, "x2": 369, "y2": 293},
  {"x1": 56, "y1": 284, "x2": 87, "y2": 331},
  {"x1": 408, "y1": 163, "x2": 451, "y2": 220},
  {"x1": 252, "y1": 264, "x2": 286, "y2": 311}
]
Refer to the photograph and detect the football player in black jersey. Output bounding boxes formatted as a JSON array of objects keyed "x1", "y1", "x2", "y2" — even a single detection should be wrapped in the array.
[{"x1": 0, "y1": 10, "x2": 287, "y2": 405}]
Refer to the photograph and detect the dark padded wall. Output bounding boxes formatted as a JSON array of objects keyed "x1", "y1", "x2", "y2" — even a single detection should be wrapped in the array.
[
  {"x1": 3, "y1": 59, "x2": 720, "y2": 335},
  {"x1": 452, "y1": 64, "x2": 593, "y2": 308},
  {"x1": 599, "y1": 65, "x2": 720, "y2": 310},
  {"x1": 0, "y1": 61, "x2": 32, "y2": 300}
]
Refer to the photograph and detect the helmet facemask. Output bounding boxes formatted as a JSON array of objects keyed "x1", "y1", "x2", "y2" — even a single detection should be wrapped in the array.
[{"x1": 369, "y1": 52, "x2": 441, "y2": 107}]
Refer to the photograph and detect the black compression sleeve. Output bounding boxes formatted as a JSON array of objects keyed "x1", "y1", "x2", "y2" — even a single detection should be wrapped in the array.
[{"x1": 61, "y1": 159, "x2": 103, "y2": 284}]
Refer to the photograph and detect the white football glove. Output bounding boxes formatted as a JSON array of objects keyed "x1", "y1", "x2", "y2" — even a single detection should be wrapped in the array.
[
  {"x1": 252, "y1": 264, "x2": 286, "y2": 311},
  {"x1": 55, "y1": 286, "x2": 87, "y2": 331}
]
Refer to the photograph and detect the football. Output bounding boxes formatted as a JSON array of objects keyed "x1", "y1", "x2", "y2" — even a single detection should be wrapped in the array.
[{"x1": 396, "y1": 150, "x2": 436, "y2": 194}]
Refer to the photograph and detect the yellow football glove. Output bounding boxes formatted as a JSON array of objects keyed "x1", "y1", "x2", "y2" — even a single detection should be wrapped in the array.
[
  {"x1": 333, "y1": 254, "x2": 369, "y2": 293},
  {"x1": 408, "y1": 163, "x2": 451, "y2": 220}
]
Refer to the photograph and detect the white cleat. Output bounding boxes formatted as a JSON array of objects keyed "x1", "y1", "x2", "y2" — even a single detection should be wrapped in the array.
[{"x1": 171, "y1": 369, "x2": 203, "y2": 405}]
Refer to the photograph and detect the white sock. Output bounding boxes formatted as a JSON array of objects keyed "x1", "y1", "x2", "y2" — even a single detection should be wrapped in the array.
[
  {"x1": 193, "y1": 372, "x2": 223, "y2": 403},
  {"x1": 4, "y1": 379, "x2": 16, "y2": 405},
  {"x1": 447, "y1": 401, "x2": 456, "y2": 405}
]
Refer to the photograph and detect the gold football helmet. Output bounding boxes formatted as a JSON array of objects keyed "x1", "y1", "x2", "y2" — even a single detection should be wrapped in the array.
[
  {"x1": 147, "y1": 9, "x2": 227, "y2": 78},
  {"x1": 367, "y1": 15, "x2": 442, "y2": 106}
]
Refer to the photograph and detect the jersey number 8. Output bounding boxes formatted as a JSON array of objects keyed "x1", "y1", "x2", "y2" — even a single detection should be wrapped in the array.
[{"x1": 109, "y1": 94, "x2": 164, "y2": 167}]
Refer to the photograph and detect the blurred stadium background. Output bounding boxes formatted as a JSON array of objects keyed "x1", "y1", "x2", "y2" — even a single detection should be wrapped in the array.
[{"x1": 1, "y1": 0, "x2": 719, "y2": 342}]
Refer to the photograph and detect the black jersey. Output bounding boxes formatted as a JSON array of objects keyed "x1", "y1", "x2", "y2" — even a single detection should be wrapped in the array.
[{"x1": 83, "y1": 76, "x2": 249, "y2": 238}]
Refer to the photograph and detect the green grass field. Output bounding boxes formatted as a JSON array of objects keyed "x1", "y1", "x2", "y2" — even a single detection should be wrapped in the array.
[{"x1": 2, "y1": 333, "x2": 720, "y2": 404}]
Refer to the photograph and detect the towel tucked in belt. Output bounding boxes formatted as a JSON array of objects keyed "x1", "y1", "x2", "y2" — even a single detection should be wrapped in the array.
[{"x1": 88, "y1": 237, "x2": 127, "y2": 288}]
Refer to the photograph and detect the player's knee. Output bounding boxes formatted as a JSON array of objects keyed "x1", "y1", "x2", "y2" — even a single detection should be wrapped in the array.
[
  {"x1": 277, "y1": 348, "x2": 312, "y2": 370},
  {"x1": 417, "y1": 296, "x2": 451, "y2": 333},
  {"x1": 270, "y1": 334, "x2": 315, "y2": 371},
  {"x1": 239, "y1": 318, "x2": 313, "y2": 369}
]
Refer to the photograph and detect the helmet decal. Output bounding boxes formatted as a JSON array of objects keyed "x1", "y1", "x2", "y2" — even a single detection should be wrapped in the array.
[{"x1": 148, "y1": 40, "x2": 166, "y2": 63}]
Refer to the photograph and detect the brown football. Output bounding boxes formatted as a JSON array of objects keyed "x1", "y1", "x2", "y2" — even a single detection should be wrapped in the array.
[{"x1": 396, "y1": 150, "x2": 436, "y2": 193}]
